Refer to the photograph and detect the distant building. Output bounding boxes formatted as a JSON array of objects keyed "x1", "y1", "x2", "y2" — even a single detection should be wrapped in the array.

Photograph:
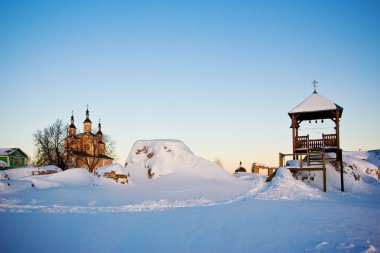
[
  {"x1": 64, "y1": 107, "x2": 113, "y2": 170},
  {"x1": 234, "y1": 161, "x2": 247, "y2": 173},
  {"x1": 0, "y1": 148, "x2": 28, "y2": 168},
  {"x1": 251, "y1": 163, "x2": 275, "y2": 176}
]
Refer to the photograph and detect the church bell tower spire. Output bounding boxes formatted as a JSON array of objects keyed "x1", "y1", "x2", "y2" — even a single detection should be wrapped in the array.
[
  {"x1": 83, "y1": 104, "x2": 92, "y2": 133},
  {"x1": 68, "y1": 111, "x2": 77, "y2": 136}
]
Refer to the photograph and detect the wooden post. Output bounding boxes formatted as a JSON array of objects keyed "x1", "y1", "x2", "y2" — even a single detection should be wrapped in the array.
[
  {"x1": 335, "y1": 110, "x2": 340, "y2": 151},
  {"x1": 279, "y1": 153, "x2": 283, "y2": 167},
  {"x1": 338, "y1": 149, "x2": 344, "y2": 192},
  {"x1": 322, "y1": 151, "x2": 327, "y2": 192},
  {"x1": 292, "y1": 115, "x2": 297, "y2": 160}
]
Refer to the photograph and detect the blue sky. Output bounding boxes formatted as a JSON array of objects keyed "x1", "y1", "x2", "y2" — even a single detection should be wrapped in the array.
[{"x1": 1, "y1": 0, "x2": 379, "y2": 172}]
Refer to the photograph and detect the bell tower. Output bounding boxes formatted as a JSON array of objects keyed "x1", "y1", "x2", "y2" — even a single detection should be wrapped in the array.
[
  {"x1": 83, "y1": 105, "x2": 92, "y2": 133},
  {"x1": 68, "y1": 111, "x2": 76, "y2": 136},
  {"x1": 96, "y1": 119, "x2": 103, "y2": 140}
]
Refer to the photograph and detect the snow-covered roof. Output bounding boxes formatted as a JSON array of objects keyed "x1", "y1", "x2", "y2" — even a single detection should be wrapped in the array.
[
  {"x1": 0, "y1": 148, "x2": 16, "y2": 156},
  {"x1": 288, "y1": 92, "x2": 343, "y2": 120},
  {"x1": 0, "y1": 148, "x2": 28, "y2": 158}
]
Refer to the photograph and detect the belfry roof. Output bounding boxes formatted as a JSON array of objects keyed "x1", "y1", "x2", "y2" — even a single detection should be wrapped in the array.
[{"x1": 288, "y1": 92, "x2": 343, "y2": 120}]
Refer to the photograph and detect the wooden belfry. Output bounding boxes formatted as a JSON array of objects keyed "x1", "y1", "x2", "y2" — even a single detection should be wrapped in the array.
[{"x1": 284, "y1": 81, "x2": 345, "y2": 192}]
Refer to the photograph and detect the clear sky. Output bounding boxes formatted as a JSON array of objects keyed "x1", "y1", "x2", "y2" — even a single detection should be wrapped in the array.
[{"x1": 1, "y1": 0, "x2": 379, "y2": 173}]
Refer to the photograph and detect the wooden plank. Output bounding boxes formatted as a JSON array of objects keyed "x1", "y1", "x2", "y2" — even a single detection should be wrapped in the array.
[
  {"x1": 323, "y1": 151, "x2": 327, "y2": 192},
  {"x1": 292, "y1": 115, "x2": 297, "y2": 159},
  {"x1": 336, "y1": 110, "x2": 340, "y2": 150},
  {"x1": 338, "y1": 149, "x2": 344, "y2": 192},
  {"x1": 287, "y1": 167, "x2": 323, "y2": 171}
]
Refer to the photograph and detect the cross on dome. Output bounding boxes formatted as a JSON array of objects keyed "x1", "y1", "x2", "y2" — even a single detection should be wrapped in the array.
[{"x1": 312, "y1": 80, "x2": 318, "y2": 93}]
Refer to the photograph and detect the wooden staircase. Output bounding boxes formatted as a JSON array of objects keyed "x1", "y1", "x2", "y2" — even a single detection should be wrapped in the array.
[
  {"x1": 284, "y1": 148, "x2": 328, "y2": 192},
  {"x1": 278, "y1": 149, "x2": 345, "y2": 192},
  {"x1": 307, "y1": 150, "x2": 324, "y2": 166},
  {"x1": 306, "y1": 149, "x2": 327, "y2": 192}
]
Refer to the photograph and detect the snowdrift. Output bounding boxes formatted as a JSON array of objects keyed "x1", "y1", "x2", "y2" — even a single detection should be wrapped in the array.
[
  {"x1": 344, "y1": 150, "x2": 380, "y2": 179},
  {"x1": 296, "y1": 152, "x2": 379, "y2": 193},
  {"x1": 1, "y1": 165, "x2": 62, "y2": 180},
  {"x1": 256, "y1": 168, "x2": 324, "y2": 200},
  {"x1": 126, "y1": 139, "x2": 238, "y2": 180},
  {"x1": 125, "y1": 140, "x2": 251, "y2": 200}
]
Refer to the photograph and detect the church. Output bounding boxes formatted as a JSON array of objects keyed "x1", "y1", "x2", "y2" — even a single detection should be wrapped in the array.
[{"x1": 65, "y1": 107, "x2": 113, "y2": 171}]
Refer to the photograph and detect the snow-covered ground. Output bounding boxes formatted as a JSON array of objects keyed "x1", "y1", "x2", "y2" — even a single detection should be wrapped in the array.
[{"x1": 0, "y1": 141, "x2": 379, "y2": 253}]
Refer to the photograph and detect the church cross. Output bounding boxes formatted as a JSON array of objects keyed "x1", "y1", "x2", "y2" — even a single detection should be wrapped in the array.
[{"x1": 312, "y1": 80, "x2": 318, "y2": 93}]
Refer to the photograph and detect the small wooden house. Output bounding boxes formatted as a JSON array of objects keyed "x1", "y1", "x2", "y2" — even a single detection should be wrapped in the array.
[{"x1": 0, "y1": 148, "x2": 28, "y2": 168}]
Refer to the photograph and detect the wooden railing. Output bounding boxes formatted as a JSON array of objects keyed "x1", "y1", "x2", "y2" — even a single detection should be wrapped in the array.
[
  {"x1": 323, "y1": 134, "x2": 337, "y2": 148},
  {"x1": 309, "y1": 139, "x2": 323, "y2": 149},
  {"x1": 296, "y1": 135, "x2": 309, "y2": 149},
  {"x1": 279, "y1": 153, "x2": 293, "y2": 167},
  {"x1": 296, "y1": 134, "x2": 337, "y2": 151}
]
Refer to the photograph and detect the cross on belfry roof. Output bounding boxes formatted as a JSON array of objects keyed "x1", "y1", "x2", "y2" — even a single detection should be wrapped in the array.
[{"x1": 312, "y1": 80, "x2": 318, "y2": 93}]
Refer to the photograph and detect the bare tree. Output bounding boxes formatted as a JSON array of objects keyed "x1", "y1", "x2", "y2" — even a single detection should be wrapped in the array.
[
  {"x1": 33, "y1": 119, "x2": 69, "y2": 169},
  {"x1": 214, "y1": 156, "x2": 224, "y2": 168}
]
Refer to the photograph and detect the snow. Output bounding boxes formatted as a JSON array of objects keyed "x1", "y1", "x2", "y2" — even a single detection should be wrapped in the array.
[
  {"x1": 296, "y1": 151, "x2": 379, "y2": 193},
  {"x1": 344, "y1": 149, "x2": 380, "y2": 170},
  {"x1": 124, "y1": 139, "x2": 251, "y2": 200},
  {"x1": 3, "y1": 165, "x2": 62, "y2": 180},
  {"x1": 96, "y1": 163, "x2": 129, "y2": 177},
  {"x1": 0, "y1": 141, "x2": 379, "y2": 253},
  {"x1": 0, "y1": 160, "x2": 8, "y2": 168},
  {"x1": 289, "y1": 92, "x2": 342, "y2": 113},
  {"x1": 256, "y1": 168, "x2": 324, "y2": 200},
  {"x1": 0, "y1": 148, "x2": 15, "y2": 155}
]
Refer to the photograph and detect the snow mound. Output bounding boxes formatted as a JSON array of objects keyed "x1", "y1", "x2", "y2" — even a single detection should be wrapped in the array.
[
  {"x1": 37, "y1": 168, "x2": 94, "y2": 186},
  {"x1": 126, "y1": 139, "x2": 194, "y2": 176},
  {"x1": 4, "y1": 165, "x2": 62, "y2": 180},
  {"x1": 126, "y1": 139, "x2": 235, "y2": 180},
  {"x1": 0, "y1": 171, "x2": 8, "y2": 180},
  {"x1": 256, "y1": 168, "x2": 324, "y2": 201},
  {"x1": 125, "y1": 139, "x2": 251, "y2": 200},
  {"x1": 297, "y1": 153, "x2": 379, "y2": 193},
  {"x1": 96, "y1": 163, "x2": 129, "y2": 177},
  {"x1": 0, "y1": 160, "x2": 8, "y2": 168},
  {"x1": 33, "y1": 165, "x2": 62, "y2": 174},
  {"x1": 25, "y1": 168, "x2": 95, "y2": 189},
  {"x1": 96, "y1": 163, "x2": 129, "y2": 184},
  {"x1": 344, "y1": 150, "x2": 380, "y2": 180}
]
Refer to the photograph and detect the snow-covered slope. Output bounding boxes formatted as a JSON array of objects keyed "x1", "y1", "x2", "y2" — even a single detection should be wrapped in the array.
[
  {"x1": 297, "y1": 152, "x2": 379, "y2": 192},
  {"x1": 1, "y1": 165, "x2": 62, "y2": 180},
  {"x1": 256, "y1": 168, "x2": 324, "y2": 200},
  {"x1": 344, "y1": 149, "x2": 380, "y2": 173}
]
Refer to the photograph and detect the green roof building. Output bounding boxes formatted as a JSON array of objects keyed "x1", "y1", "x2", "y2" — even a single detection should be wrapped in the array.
[{"x1": 0, "y1": 148, "x2": 28, "y2": 169}]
